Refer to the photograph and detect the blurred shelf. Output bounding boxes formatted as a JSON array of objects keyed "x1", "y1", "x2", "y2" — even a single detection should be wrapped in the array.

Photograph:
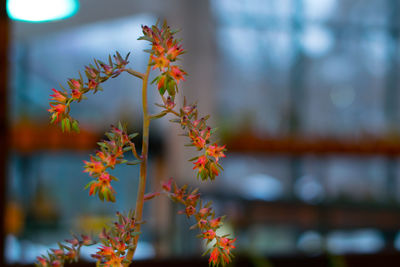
[
  {"x1": 10, "y1": 122, "x2": 100, "y2": 154},
  {"x1": 241, "y1": 201, "x2": 400, "y2": 230},
  {"x1": 228, "y1": 198, "x2": 400, "y2": 231},
  {"x1": 6, "y1": 253, "x2": 400, "y2": 267},
  {"x1": 12, "y1": 123, "x2": 400, "y2": 156},
  {"x1": 225, "y1": 133, "x2": 400, "y2": 156}
]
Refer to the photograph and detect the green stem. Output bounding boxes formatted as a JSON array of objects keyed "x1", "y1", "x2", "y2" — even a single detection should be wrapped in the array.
[{"x1": 124, "y1": 57, "x2": 152, "y2": 266}]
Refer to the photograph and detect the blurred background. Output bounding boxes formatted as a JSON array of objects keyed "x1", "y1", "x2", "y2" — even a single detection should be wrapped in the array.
[{"x1": 2, "y1": 0, "x2": 400, "y2": 266}]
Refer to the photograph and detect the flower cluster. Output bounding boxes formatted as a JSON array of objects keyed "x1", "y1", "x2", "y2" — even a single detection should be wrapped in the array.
[
  {"x1": 141, "y1": 22, "x2": 225, "y2": 181},
  {"x1": 35, "y1": 235, "x2": 94, "y2": 267},
  {"x1": 48, "y1": 52, "x2": 130, "y2": 132},
  {"x1": 91, "y1": 211, "x2": 139, "y2": 267},
  {"x1": 162, "y1": 178, "x2": 236, "y2": 266},
  {"x1": 84, "y1": 123, "x2": 140, "y2": 202},
  {"x1": 166, "y1": 99, "x2": 226, "y2": 181},
  {"x1": 139, "y1": 22, "x2": 186, "y2": 98}
]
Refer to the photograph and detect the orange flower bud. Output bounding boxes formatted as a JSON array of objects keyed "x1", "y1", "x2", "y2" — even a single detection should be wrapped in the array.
[
  {"x1": 203, "y1": 229, "x2": 216, "y2": 240},
  {"x1": 49, "y1": 88, "x2": 67, "y2": 103}
]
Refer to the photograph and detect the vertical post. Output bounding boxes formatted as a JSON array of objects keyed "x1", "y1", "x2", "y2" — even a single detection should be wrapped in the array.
[
  {"x1": 384, "y1": 0, "x2": 400, "y2": 130},
  {"x1": 385, "y1": 0, "x2": 400, "y2": 204},
  {"x1": 288, "y1": 0, "x2": 306, "y2": 199},
  {"x1": 0, "y1": 0, "x2": 9, "y2": 264}
]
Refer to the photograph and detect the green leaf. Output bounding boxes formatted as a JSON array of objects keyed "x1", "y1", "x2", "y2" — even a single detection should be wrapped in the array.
[
  {"x1": 128, "y1": 133, "x2": 139, "y2": 139},
  {"x1": 188, "y1": 156, "x2": 199, "y2": 161},
  {"x1": 123, "y1": 147, "x2": 132, "y2": 152},
  {"x1": 126, "y1": 160, "x2": 142, "y2": 166},
  {"x1": 61, "y1": 118, "x2": 65, "y2": 132},
  {"x1": 108, "y1": 54, "x2": 113, "y2": 66},
  {"x1": 65, "y1": 118, "x2": 71, "y2": 132},
  {"x1": 159, "y1": 85, "x2": 166, "y2": 96},
  {"x1": 202, "y1": 248, "x2": 211, "y2": 257},
  {"x1": 97, "y1": 142, "x2": 107, "y2": 149},
  {"x1": 137, "y1": 36, "x2": 153, "y2": 42},
  {"x1": 110, "y1": 175, "x2": 119, "y2": 181},
  {"x1": 99, "y1": 191, "x2": 104, "y2": 201},
  {"x1": 150, "y1": 111, "x2": 167, "y2": 120},
  {"x1": 72, "y1": 120, "x2": 80, "y2": 133},
  {"x1": 166, "y1": 80, "x2": 176, "y2": 96},
  {"x1": 105, "y1": 132, "x2": 114, "y2": 139},
  {"x1": 125, "y1": 52, "x2": 131, "y2": 61},
  {"x1": 184, "y1": 143, "x2": 194, "y2": 147},
  {"x1": 84, "y1": 181, "x2": 94, "y2": 190},
  {"x1": 150, "y1": 76, "x2": 159, "y2": 85},
  {"x1": 78, "y1": 71, "x2": 84, "y2": 82}
]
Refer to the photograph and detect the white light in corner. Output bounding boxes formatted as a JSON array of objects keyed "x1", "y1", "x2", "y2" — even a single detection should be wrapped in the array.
[{"x1": 6, "y1": 0, "x2": 79, "y2": 22}]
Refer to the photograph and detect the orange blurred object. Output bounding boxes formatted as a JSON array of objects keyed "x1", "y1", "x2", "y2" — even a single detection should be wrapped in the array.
[{"x1": 11, "y1": 120, "x2": 100, "y2": 154}]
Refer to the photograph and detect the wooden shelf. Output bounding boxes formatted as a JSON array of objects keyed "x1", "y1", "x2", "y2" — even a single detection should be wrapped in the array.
[
  {"x1": 217, "y1": 195, "x2": 400, "y2": 231},
  {"x1": 10, "y1": 122, "x2": 100, "y2": 154},
  {"x1": 225, "y1": 133, "x2": 400, "y2": 156}
]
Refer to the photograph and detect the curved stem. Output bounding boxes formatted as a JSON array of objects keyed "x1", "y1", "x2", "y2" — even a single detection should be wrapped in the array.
[
  {"x1": 124, "y1": 57, "x2": 152, "y2": 266},
  {"x1": 130, "y1": 142, "x2": 142, "y2": 160}
]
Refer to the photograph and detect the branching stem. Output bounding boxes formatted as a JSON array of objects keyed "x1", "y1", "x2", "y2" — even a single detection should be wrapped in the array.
[{"x1": 124, "y1": 57, "x2": 152, "y2": 266}]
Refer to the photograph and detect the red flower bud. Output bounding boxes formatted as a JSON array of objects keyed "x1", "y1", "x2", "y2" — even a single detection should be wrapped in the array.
[
  {"x1": 162, "y1": 178, "x2": 173, "y2": 192},
  {"x1": 88, "y1": 79, "x2": 98, "y2": 89},
  {"x1": 50, "y1": 249, "x2": 64, "y2": 256},
  {"x1": 209, "y1": 217, "x2": 222, "y2": 228},
  {"x1": 71, "y1": 89, "x2": 82, "y2": 100},
  {"x1": 185, "y1": 205, "x2": 196, "y2": 217},
  {"x1": 202, "y1": 229, "x2": 216, "y2": 240},
  {"x1": 69, "y1": 79, "x2": 81, "y2": 89},
  {"x1": 170, "y1": 66, "x2": 186, "y2": 84}
]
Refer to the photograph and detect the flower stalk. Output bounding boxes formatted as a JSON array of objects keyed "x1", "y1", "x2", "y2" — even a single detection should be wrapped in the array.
[
  {"x1": 123, "y1": 56, "x2": 153, "y2": 265},
  {"x1": 39, "y1": 21, "x2": 235, "y2": 267}
]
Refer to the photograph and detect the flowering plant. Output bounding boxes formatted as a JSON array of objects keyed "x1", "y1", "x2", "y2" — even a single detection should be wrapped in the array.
[{"x1": 39, "y1": 21, "x2": 235, "y2": 267}]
